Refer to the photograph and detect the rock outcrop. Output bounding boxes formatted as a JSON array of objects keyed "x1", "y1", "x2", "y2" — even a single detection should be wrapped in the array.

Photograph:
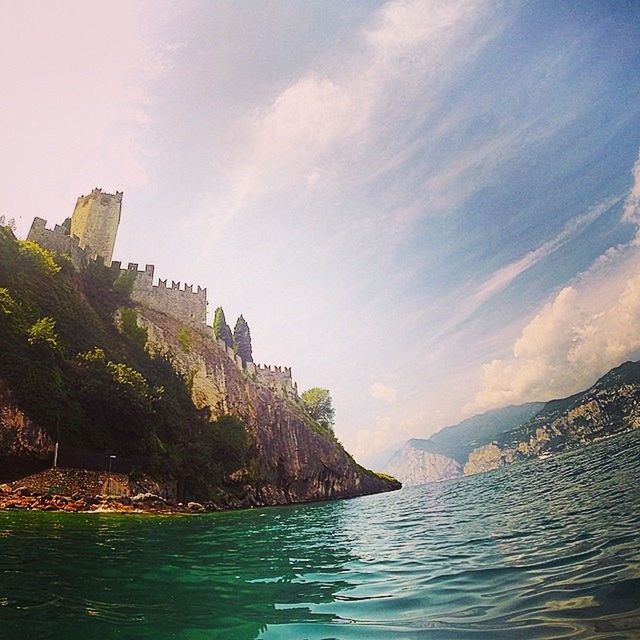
[
  {"x1": 0, "y1": 382, "x2": 54, "y2": 481},
  {"x1": 137, "y1": 306, "x2": 399, "y2": 505}
]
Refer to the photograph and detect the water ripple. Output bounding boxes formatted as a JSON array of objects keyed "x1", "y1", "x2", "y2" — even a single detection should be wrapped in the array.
[{"x1": 1, "y1": 431, "x2": 640, "y2": 638}]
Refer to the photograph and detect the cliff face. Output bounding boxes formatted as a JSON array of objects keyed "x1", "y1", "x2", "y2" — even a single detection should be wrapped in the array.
[
  {"x1": 464, "y1": 362, "x2": 640, "y2": 475},
  {"x1": 0, "y1": 382, "x2": 54, "y2": 481},
  {"x1": 138, "y1": 307, "x2": 399, "y2": 505}
]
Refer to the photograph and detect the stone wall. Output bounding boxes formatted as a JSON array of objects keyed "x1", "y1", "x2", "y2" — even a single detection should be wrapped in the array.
[
  {"x1": 253, "y1": 364, "x2": 297, "y2": 398},
  {"x1": 213, "y1": 339, "x2": 299, "y2": 400},
  {"x1": 70, "y1": 188, "x2": 122, "y2": 266},
  {"x1": 27, "y1": 217, "x2": 92, "y2": 269},
  {"x1": 112, "y1": 261, "x2": 208, "y2": 326}
]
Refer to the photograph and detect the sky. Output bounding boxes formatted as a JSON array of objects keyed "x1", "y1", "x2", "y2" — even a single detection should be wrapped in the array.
[{"x1": 2, "y1": 0, "x2": 640, "y2": 464}]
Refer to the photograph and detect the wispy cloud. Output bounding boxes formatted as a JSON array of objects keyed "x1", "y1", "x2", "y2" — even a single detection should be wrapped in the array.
[
  {"x1": 472, "y1": 195, "x2": 623, "y2": 305},
  {"x1": 474, "y1": 152, "x2": 640, "y2": 410},
  {"x1": 209, "y1": 0, "x2": 496, "y2": 234}
]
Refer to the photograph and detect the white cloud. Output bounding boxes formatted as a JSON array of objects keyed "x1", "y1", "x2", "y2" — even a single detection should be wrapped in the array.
[
  {"x1": 474, "y1": 269, "x2": 640, "y2": 410},
  {"x1": 622, "y1": 150, "x2": 640, "y2": 225},
  {"x1": 474, "y1": 148, "x2": 640, "y2": 410},
  {"x1": 215, "y1": 0, "x2": 495, "y2": 226},
  {"x1": 370, "y1": 381, "x2": 398, "y2": 403}
]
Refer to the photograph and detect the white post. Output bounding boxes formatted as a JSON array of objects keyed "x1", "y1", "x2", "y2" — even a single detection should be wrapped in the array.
[{"x1": 53, "y1": 442, "x2": 59, "y2": 468}]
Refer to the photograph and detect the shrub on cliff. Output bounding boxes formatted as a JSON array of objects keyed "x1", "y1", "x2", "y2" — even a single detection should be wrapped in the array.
[{"x1": 301, "y1": 388, "x2": 335, "y2": 431}]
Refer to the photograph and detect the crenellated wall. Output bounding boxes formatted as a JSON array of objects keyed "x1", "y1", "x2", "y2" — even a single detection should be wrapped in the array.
[
  {"x1": 111, "y1": 261, "x2": 208, "y2": 325},
  {"x1": 27, "y1": 217, "x2": 92, "y2": 269},
  {"x1": 213, "y1": 338, "x2": 298, "y2": 400},
  {"x1": 253, "y1": 363, "x2": 298, "y2": 399}
]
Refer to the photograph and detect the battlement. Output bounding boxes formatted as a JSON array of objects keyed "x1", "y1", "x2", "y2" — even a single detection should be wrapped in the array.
[
  {"x1": 77, "y1": 188, "x2": 124, "y2": 202},
  {"x1": 253, "y1": 362, "x2": 297, "y2": 398},
  {"x1": 212, "y1": 337, "x2": 298, "y2": 399},
  {"x1": 110, "y1": 261, "x2": 208, "y2": 325},
  {"x1": 27, "y1": 217, "x2": 92, "y2": 268}
]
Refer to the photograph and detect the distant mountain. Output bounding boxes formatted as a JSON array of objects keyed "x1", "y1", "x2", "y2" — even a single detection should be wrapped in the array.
[
  {"x1": 382, "y1": 361, "x2": 640, "y2": 485},
  {"x1": 428, "y1": 403, "x2": 546, "y2": 462},
  {"x1": 380, "y1": 403, "x2": 545, "y2": 486},
  {"x1": 465, "y1": 361, "x2": 640, "y2": 475},
  {"x1": 385, "y1": 439, "x2": 462, "y2": 485}
]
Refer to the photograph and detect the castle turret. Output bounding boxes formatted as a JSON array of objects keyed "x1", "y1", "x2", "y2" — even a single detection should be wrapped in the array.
[{"x1": 70, "y1": 188, "x2": 122, "y2": 265}]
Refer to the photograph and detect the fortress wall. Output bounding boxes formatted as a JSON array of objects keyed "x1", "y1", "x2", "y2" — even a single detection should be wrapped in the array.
[
  {"x1": 133, "y1": 284, "x2": 207, "y2": 325},
  {"x1": 111, "y1": 261, "x2": 207, "y2": 326},
  {"x1": 26, "y1": 218, "x2": 91, "y2": 269},
  {"x1": 255, "y1": 363, "x2": 297, "y2": 398}
]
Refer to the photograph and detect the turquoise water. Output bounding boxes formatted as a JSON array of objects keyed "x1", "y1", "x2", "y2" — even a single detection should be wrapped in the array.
[{"x1": 1, "y1": 431, "x2": 640, "y2": 639}]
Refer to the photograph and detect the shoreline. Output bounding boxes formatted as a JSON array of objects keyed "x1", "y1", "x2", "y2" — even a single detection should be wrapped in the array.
[{"x1": 0, "y1": 487, "x2": 213, "y2": 515}]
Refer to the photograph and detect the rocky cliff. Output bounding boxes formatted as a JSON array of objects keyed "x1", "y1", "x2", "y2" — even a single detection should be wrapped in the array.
[
  {"x1": 0, "y1": 382, "x2": 54, "y2": 481},
  {"x1": 0, "y1": 225, "x2": 399, "y2": 504},
  {"x1": 136, "y1": 306, "x2": 399, "y2": 505}
]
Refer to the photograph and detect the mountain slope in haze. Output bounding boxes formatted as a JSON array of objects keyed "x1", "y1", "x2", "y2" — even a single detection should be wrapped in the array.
[
  {"x1": 385, "y1": 439, "x2": 462, "y2": 486},
  {"x1": 381, "y1": 403, "x2": 545, "y2": 486},
  {"x1": 465, "y1": 361, "x2": 640, "y2": 475}
]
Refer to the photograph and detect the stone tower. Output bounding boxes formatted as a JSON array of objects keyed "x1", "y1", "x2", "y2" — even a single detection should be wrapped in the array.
[{"x1": 70, "y1": 188, "x2": 122, "y2": 265}]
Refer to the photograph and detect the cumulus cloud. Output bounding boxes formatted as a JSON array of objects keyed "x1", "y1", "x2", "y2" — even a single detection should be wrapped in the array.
[
  {"x1": 474, "y1": 150, "x2": 640, "y2": 410},
  {"x1": 370, "y1": 381, "x2": 398, "y2": 403},
  {"x1": 475, "y1": 273, "x2": 640, "y2": 409}
]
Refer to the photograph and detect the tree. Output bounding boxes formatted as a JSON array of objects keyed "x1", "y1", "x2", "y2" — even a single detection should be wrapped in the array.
[
  {"x1": 27, "y1": 316, "x2": 59, "y2": 350},
  {"x1": 0, "y1": 216, "x2": 15, "y2": 231},
  {"x1": 233, "y1": 315, "x2": 253, "y2": 362},
  {"x1": 301, "y1": 388, "x2": 335, "y2": 430},
  {"x1": 212, "y1": 307, "x2": 233, "y2": 348}
]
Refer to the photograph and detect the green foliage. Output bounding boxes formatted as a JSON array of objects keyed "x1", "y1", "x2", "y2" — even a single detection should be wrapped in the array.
[
  {"x1": 113, "y1": 269, "x2": 136, "y2": 298},
  {"x1": 233, "y1": 315, "x2": 253, "y2": 362},
  {"x1": 301, "y1": 387, "x2": 335, "y2": 431},
  {"x1": 0, "y1": 216, "x2": 16, "y2": 231},
  {"x1": 213, "y1": 306, "x2": 233, "y2": 349},
  {"x1": 18, "y1": 240, "x2": 61, "y2": 274},
  {"x1": 107, "y1": 361, "x2": 149, "y2": 394},
  {"x1": 119, "y1": 308, "x2": 148, "y2": 350},
  {"x1": 27, "y1": 317, "x2": 59, "y2": 349},
  {"x1": 177, "y1": 326, "x2": 193, "y2": 353},
  {"x1": 185, "y1": 414, "x2": 249, "y2": 494},
  {"x1": 0, "y1": 228, "x2": 250, "y2": 500},
  {"x1": 0, "y1": 288, "x2": 16, "y2": 316}
]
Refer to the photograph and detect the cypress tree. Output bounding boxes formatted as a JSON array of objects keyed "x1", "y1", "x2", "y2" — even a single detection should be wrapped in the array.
[
  {"x1": 233, "y1": 315, "x2": 253, "y2": 363},
  {"x1": 213, "y1": 306, "x2": 233, "y2": 349}
]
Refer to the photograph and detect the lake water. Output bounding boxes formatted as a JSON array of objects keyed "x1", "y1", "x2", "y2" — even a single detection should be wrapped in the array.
[{"x1": 1, "y1": 431, "x2": 639, "y2": 639}]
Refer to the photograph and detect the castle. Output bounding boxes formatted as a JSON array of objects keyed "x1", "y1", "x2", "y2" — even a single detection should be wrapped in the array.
[{"x1": 27, "y1": 188, "x2": 298, "y2": 399}]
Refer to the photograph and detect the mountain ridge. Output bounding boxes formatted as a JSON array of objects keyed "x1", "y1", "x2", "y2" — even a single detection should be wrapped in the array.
[{"x1": 381, "y1": 365, "x2": 640, "y2": 485}]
